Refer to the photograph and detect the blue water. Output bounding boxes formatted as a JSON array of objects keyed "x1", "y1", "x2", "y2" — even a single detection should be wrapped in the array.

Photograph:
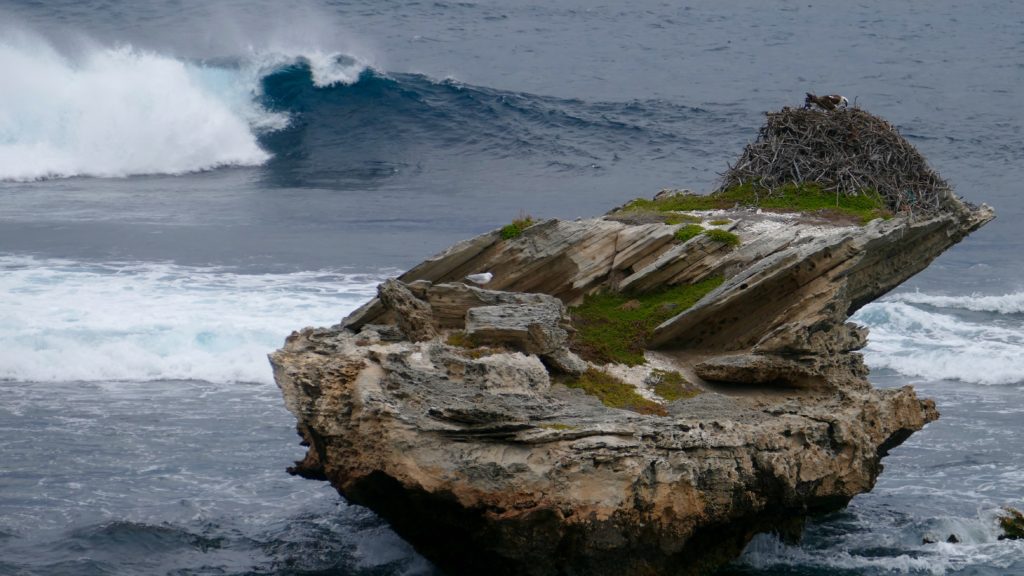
[{"x1": 1, "y1": 1, "x2": 1023, "y2": 574}]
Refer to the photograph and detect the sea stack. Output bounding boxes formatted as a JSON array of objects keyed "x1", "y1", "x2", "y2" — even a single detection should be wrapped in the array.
[{"x1": 270, "y1": 107, "x2": 993, "y2": 575}]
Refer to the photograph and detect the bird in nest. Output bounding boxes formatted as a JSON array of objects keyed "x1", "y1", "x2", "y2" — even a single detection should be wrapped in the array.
[{"x1": 804, "y1": 93, "x2": 849, "y2": 111}]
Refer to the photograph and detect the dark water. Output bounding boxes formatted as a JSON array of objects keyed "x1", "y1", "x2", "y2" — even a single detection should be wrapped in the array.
[{"x1": 1, "y1": 1, "x2": 1023, "y2": 574}]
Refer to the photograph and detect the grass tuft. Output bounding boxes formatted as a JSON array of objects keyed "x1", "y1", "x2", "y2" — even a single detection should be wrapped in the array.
[
  {"x1": 739, "y1": 182, "x2": 891, "y2": 224},
  {"x1": 704, "y1": 228, "x2": 740, "y2": 246},
  {"x1": 616, "y1": 182, "x2": 891, "y2": 225},
  {"x1": 447, "y1": 331, "x2": 479, "y2": 348},
  {"x1": 674, "y1": 224, "x2": 705, "y2": 243},
  {"x1": 622, "y1": 192, "x2": 718, "y2": 213},
  {"x1": 663, "y1": 214, "x2": 702, "y2": 225},
  {"x1": 446, "y1": 331, "x2": 501, "y2": 359},
  {"x1": 570, "y1": 276, "x2": 724, "y2": 366},
  {"x1": 564, "y1": 368, "x2": 666, "y2": 416},
  {"x1": 500, "y1": 216, "x2": 536, "y2": 240},
  {"x1": 650, "y1": 370, "x2": 701, "y2": 402}
]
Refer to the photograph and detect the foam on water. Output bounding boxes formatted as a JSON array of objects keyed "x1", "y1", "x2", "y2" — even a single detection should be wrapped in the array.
[
  {"x1": 0, "y1": 255, "x2": 383, "y2": 383},
  {"x1": 889, "y1": 291, "x2": 1024, "y2": 315},
  {"x1": 736, "y1": 509, "x2": 1024, "y2": 575},
  {"x1": 854, "y1": 299, "x2": 1024, "y2": 386},
  {"x1": 246, "y1": 48, "x2": 371, "y2": 88}
]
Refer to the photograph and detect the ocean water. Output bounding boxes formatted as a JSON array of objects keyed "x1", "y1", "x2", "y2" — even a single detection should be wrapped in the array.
[{"x1": 1, "y1": 1, "x2": 1022, "y2": 574}]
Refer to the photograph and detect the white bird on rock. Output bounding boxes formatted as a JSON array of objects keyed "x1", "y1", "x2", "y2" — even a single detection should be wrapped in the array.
[{"x1": 465, "y1": 272, "x2": 493, "y2": 285}]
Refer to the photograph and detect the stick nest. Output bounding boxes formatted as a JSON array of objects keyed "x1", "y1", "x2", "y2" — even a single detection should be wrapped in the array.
[{"x1": 718, "y1": 107, "x2": 954, "y2": 214}]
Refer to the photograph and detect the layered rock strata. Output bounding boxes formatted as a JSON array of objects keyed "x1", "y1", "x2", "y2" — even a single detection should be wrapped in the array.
[{"x1": 271, "y1": 194, "x2": 992, "y2": 575}]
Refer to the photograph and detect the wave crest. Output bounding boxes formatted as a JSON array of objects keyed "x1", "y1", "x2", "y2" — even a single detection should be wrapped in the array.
[
  {"x1": 0, "y1": 36, "x2": 281, "y2": 181},
  {"x1": 889, "y1": 290, "x2": 1024, "y2": 315},
  {"x1": 248, "y1": 49, "x2": 370, "y2": 88},
  {"x1": 854, "y1": 300, "x2": 1024, "y2": 386}
]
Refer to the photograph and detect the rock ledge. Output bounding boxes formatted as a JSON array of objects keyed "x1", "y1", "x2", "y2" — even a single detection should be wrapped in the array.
[{"x1": 271, "y1": 195, "x2": 991, "y2": 575}]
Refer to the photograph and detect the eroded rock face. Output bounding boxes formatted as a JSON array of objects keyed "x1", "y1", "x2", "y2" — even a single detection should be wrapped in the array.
[{"x1": 270, "y1": 195, "x2": 991, "y2": 576}]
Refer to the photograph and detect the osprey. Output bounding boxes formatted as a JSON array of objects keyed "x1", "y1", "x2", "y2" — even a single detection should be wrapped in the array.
[{"x1": 804, "y1": 93, "x2": 849, "y2": 111}]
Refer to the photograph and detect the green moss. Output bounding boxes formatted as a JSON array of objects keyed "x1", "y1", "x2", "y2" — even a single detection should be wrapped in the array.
[
  {"x1": 674, "y1": 224, "x2": 705, "y2": 243},
  {"x1": 446, "y1": 331, "x2": 500, "y2": 359},
  {"x1": 616, "y1": 182, "x2": 891, "y2": 225},
  {"x1": 746, "y1": 182, "x2": 891, "y2": 224},
  {"x1": 539, "y1": 423, "x2": 578, "y2": 431},
  {"x1": 564, "y1": 368, "x2": 666, "y2": 416},
  {"x1": 621, "y1": 192, "x2": 718, "y2": 213},
  {"x1": 446, "y1": 331, "x2": 480, "y2": 349},
  {"x1": 704, "y1": 228, "x2": 740, "y2": 246},
  {"x1": 663, "y1": 214, "x2": 702, "y2": 225},
  {"x1": 651, "y1": 370, "x2": 702, "y2": 402},
  {"x1": 709, "y1": 219, "x2": 732, "y2": 225},
  {"x1": 999, "y1": 507, "x2": 1024, "y2": 540},
  {"x1": 570, "y1": 276, "x2": 724, "y2": 366},
  {"x1": 500, "y1": 216, "x2": 536, "y2": 240}
]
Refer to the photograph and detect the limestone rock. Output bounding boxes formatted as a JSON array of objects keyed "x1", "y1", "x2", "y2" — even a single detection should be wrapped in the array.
[
  {"x1": 377, "y1": 278, "x2": 436, "y2": 342},
  {"x1": 271, "y1": 192, "x2": 992, "y2": 576},
  {"x1": 466, "y1": 301, "x2": 567, "y2": 353},
  {"x1": 693, "y1": 353, "x2": 822, "y2": 389}
]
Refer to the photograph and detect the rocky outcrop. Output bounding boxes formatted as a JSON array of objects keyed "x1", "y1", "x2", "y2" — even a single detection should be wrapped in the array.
[{"x1": 271, "y1": 194, "x2": 992, "y2": 576}]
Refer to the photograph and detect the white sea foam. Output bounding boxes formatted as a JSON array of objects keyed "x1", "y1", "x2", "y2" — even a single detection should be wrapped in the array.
[
  {"x1": 0, "y1": 256, "x2": 384, "y2": 384},
  {"x1": 853, "y1": 300, "x2": 1024, "y2": 385},
  {"x1": 236, "y1": 47, "x2": 371, "y2": 92},
  {"x1": 737, "y1": 511, "x2": 1023, "y2": 575},
  {"x1": 889, "y1": 290, "x2": 1024, "y2": 315},
  {"x1": 290, "y1": 50, "x2": 369, "y2": 87}
]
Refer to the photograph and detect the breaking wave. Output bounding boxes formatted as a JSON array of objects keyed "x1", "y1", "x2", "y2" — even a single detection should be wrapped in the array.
[
  {"x1": 0, "y1": 28, "x2": 721, "y2": 184},
  {"x1": 854, "y1": 296, "x2": 1024, "y2": 386},
  {"x1": 0, "y1": 30, "x2": 371, "y2": 181},
  {"x1": 888, "y1": 290, "x2": 1024, "y2": 315}
]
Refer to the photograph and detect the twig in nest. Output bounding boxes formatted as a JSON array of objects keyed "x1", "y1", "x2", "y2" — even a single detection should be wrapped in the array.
[{"x1": 717, "y1": 107, "x2": 953, "y2": 215}]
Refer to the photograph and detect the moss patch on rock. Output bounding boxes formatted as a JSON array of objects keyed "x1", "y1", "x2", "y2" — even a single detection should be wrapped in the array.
[
  {"x1": 650, "y1": 369, "x2": 702, "y2": 402},
  {"x1": 563, "y1": 368, "x2": 666, "y2": 416},
  {"x1": 617, "y1": 182, "x2": 890, "y2": 225},
  {"x1": 570, "y1": 276, "x2": 724, "y2": 366},
  {"x1": 674, "y1": 224, "x2": 705, "y2": 243},
  {"x1": 500, "y1": 216, "x2": 536, "y2": 240},
  {"x1": 745, "y1": 182, "x2": 891, "y2": 224},
  {"x1": 446, "y1": 331, "x2": 479, "y2": 348},
  {"x1": 998, "y1": 507, "x2": 1024, "y2": 540},
  {"x1": 663, "y1": 213, "x2": 702, "y2": 225},
  {"x1": 704, "y1": 228, "x2": 740, "y2": 246},
  {"x1": 446, "y1": 331, "x2": 502, "y2": 359}
]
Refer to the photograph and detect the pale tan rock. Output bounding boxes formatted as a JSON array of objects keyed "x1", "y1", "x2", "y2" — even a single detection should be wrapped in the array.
[
  {"x1": 271, "y1": 192, "x2": 993, "y2": 576},
  {"x1": 376, "y1": 278, "x2": 436, "y2": 342}
]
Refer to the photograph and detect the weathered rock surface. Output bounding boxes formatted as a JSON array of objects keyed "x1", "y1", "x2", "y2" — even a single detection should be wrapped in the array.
[{"x1": 271, "y1": 194, "x2": 992, "y2": 575}]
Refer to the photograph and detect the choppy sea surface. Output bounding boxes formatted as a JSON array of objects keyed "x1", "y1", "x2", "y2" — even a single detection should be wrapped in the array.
[{"x1": 1, "y1": 1, "x2": 1022, "y2": 574}]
